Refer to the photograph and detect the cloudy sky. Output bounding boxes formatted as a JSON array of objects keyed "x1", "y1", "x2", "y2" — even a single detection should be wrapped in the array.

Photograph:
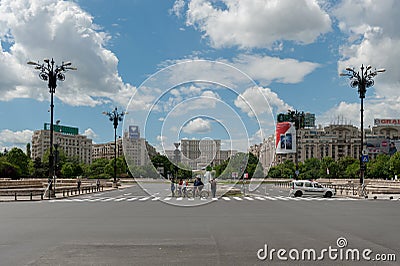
[{"x1": 1, "y1": 0, "x2": 399, "y2": 153}]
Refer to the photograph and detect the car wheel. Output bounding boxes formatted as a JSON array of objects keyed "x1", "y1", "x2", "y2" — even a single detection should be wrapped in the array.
[
  {"x1": 324, "y1": 191, "x2": 333, "y2": 198},
  {"x1": 294, "y1": 190, "x2": 302, "y2": 197}
]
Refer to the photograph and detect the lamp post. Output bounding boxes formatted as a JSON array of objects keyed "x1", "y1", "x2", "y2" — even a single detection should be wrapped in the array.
[
  {"x1": 340, "y1": 64, "x2": 385, "y2": 196},
  {"x1": 27, "y1": 59, "x2": 76, "y2": 196},
  {"x1": 103, "y1": 107, "x2": 125, "y2": 187}
]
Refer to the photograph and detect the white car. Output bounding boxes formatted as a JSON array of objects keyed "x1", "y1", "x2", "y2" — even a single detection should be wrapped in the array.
[{"x1": 289, "y1": 180, "x2": 335, "y2": 198}]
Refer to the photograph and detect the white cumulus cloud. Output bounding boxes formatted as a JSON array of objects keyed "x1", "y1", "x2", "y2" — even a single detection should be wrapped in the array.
[
  {"x1": 0, "y1": 0, "x2": 135, "y2": 107},
  {"x1": 335, "y1": 0, "x2": 400, "y2": 95},
  {"x1": 83, "y1": 128, "x2": 98, "y2": 140},
  {"x1": 235, "y1": 86, "x2": 292, "y2": 117},
  {"x1": 182, "y1": 117, "x2": 212, "y2": 134},
  {"x1": 0, "y1": 129, "x2": 34, "y2": 152},
  {"x1": 229, "y1": 54, "x2": 319, "y2": 85},
  {"x1": 183, "y1": 0, "x2": 332, "y2": 49}
]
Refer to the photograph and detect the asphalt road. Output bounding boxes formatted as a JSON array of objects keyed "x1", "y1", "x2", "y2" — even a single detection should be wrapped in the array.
[{"x1": 0, "y1": 184, "x2": 398, "y2": 266}]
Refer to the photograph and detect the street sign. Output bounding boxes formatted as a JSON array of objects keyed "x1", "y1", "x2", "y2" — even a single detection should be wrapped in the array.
[
  {"x1": 362, "y1": 155, "x2": 369, "y2": 163},
  {"x1": 362, "y1": 149, "x2": 368, "y2": 156}
]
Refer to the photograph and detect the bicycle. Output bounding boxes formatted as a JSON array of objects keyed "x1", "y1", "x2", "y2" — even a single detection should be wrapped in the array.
[{"x1": 186, "y1": 186, "x2": 209, "y2": 199}]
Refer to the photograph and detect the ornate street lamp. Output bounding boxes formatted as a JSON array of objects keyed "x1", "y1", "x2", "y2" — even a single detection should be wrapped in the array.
[
  {"x1": 103, "y1": 107, "x2": 125, "y2": 187},
  {"x1": 340, "y1": 64, "x2": 385, "y2": 196},
  {"x1": 27, "y1": 59, "x2": 76, "y2": 197}
]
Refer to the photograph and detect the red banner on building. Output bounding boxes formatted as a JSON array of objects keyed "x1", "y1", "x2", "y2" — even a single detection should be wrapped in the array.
[{"x1": 275, "y1": 122, "x2": 296, "y2": 154}]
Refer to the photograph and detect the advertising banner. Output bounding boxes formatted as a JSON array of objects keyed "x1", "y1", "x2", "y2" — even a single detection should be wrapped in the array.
[
  {"x1": 275, "y1": 122, "x2": 296, "y2": 154},
  {"x1": 129, "y1": 125, "x2": 140, "y2": 139}
]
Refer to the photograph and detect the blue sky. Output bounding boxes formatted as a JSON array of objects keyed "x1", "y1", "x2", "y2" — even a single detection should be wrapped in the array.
[{"x1": 1, "y1": 0, "x2": 399, "y2": 153}]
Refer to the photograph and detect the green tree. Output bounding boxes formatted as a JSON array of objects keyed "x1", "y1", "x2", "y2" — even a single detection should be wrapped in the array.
[
  {"x1": 266, "y1": 166, "x2": 281, "y2": 178},
  {"x1": 320, "y1": 157, "x2": 338, "y2": 179},
  {"x1": 151, "y1": 155, "x2": 170, "y2": 177},
  {"x1": 267, "y1": 160, "x2": 295, "y2": 179},
  {"x1": 337, "y1": 157, "x2": 357, "y2": 178},
  {"x1": 89, "y1": 158, "x2": 110, "y2": 178},
  {"x1": 26, "y1": 143, "x2": 31, "y2": 159},
  {"x1": 366, "y1": 154, "x2": 390, "y2": 179},
  {"x1": 345, "y1": 161, "x2": 359, "y2": 179},
  {"x1": 6, "y1": 147, "x2": 29, "y2": 177},
  {"x1": 61, "y1": 162, "x2": 75, "y2": 178},
  {"x1": 31, "y1": 157, "x2": 47, "y2": 178},
  {"x1": 215, "y1": 158, "x2": 229, "y2": 178},
  {"x1": 299, "y1": 158, "x2": 320, "y2": 180},
  {"x1": 389, "y1": 152, "x2": 400, "y2": 178},
  {"x1": 0, "y1": 158, "x2": 20, "y2": 179}
]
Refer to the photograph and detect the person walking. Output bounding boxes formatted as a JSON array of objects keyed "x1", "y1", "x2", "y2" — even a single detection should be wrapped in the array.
[
  {"x1": 178, "y1": 179, "x2": 183, "y2": 197},
  {"x1": 193, "y1": 178, "x2": 199, "y2": 197},
  {"x1": 182, "y1": 179, "x2": 187, "y2": 197},
  {"x1": 170, "y1": 178, "x2": 176, "y2": 197},
  {"x1": 96, "y1": 179, "x2": 101, "y2": 191},
  {"x1": 210, "y1": 178, "x2": 217, "y2": 198},
  {"x1": 77, "y1": 178, "x2": 81, "y2": 194}
]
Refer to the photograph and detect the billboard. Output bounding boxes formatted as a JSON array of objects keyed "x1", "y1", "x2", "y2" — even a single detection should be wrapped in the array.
[
  {"x1": 129, "y1": 125, "x2": 140, "y2": 139},
  {"x1": 275, "y1": 122, "x2": 296, "y2": 154},
  {"x1": 374, "y1": 119, "x2": 400, "y2": 126}
]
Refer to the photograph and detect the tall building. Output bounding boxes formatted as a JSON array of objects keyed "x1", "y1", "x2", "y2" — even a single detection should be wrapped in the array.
[
  {"x1": 166, "y1": 139, "x2": 236, "y2": 170},
  {"x1": 92, "y1": 139, "x2": 123, "y2": 161},
  {"x1": 92, "y1": 126, "x2": 157, "y2": 167},
  {"x1": 123, "y1": 125, "x2": 156, "y2": 166},
  {"x1": 31, "y1": 123, "x2": 92, "y2": 164}
]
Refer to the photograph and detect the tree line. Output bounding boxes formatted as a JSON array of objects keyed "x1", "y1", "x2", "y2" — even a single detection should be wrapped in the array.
[
  {"x1": 0, "y1": 145, "x2": 128, "y2": 180},
  {"x1": 267, "y1": 153, "x2": 400, "y2": 180},
  {"x1": 8, "y1": 143, "x2": 399, "y2": 181},
  {"x1": 0, "y1": 146, "x2": 263, "y2": 180}
]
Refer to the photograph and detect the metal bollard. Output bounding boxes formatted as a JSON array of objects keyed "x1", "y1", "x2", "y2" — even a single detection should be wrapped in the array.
[
  {"x1": 30, "y1": 192, "x2": 33, "y2": 201},
  {"x1": 15, "y1": 192, "x2": 17, "y2": 201}
]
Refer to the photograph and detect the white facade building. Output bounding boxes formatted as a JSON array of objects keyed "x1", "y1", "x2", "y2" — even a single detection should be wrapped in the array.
[{"x1": 31, "y1": 124, "x2": 92, "y2": 164}]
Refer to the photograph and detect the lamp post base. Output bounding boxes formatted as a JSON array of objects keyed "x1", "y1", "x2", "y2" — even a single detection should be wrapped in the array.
[{"x1": 112, "y1": 182, "x2": 119, "y2": 188}]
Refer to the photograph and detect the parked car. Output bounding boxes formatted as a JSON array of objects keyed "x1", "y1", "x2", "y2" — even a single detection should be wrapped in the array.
[{"x1": 289, "y1": 180, "x2": 335, "y2": 198}]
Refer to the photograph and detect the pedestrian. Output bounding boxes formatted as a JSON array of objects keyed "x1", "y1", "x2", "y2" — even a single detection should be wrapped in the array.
[
  {"x1": 197, "y1": 177, "x2": 204, "y2": 195},
  {"x1": 77, "y1": 178, "x2": 81, "y2": 193},
  {"x1": 210, "y1": 178, "x2": 217, "y2": 198},
  {"x1": 178, "y1": 179, "x2": 183, "y2": 197},
  {"x1": 182, "y1": 179, "x2": 187, "y2": 197},
  {"x1": 96, "y1": 179, "x2": 100, "y2": 191},
  {"x1": 170, "y1": 178, "x2": 175, "y2": 197},
  {"x1": 193, "y1": 177, "x2": 199, "y2": 197}
]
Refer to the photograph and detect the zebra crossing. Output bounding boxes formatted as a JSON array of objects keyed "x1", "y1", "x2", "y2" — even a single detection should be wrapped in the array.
[{"x1": 49, "y1": 195, "x2": 358, "y2": 203}]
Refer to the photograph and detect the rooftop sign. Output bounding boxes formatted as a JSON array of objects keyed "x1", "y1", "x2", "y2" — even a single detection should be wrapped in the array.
[
  {"x1": 374, "y1": 119, "x2": 400, "y2": 127},
  {"x1": 44, "y1": 123, "x2": 79, "y2": 135}
]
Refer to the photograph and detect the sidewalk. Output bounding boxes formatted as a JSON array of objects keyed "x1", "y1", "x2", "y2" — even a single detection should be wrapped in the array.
[
  {"x1": 366, "y1": 193, "x2": 400, "y2": 200},
  {"x1": 0, "y1": 183, "x2": 134, "y2": 202}
]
